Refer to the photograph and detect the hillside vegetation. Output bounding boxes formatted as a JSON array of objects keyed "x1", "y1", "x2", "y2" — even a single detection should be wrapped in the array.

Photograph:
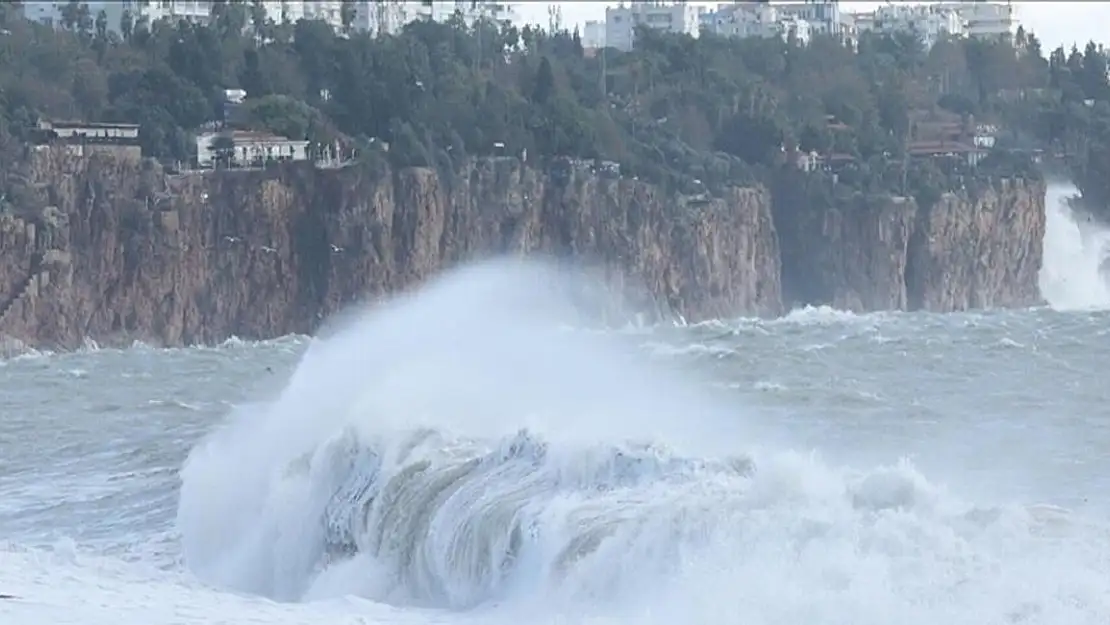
[{"x1": 1, "y1": 1, "x2": 1108, "y2": 208}]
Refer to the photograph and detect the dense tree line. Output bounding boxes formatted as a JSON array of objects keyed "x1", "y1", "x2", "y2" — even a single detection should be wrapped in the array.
[{"x1": 1, "y1": 0, "x2": 1109, "y2": 209}]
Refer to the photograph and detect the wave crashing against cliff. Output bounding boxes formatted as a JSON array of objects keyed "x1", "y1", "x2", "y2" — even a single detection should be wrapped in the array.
[
  {"x1": 176, "y1": 260, "x2": 1110, "y2": 624},
  {"x1": 1039, "y1": 182, "x2": 1110, "y2": 310}
]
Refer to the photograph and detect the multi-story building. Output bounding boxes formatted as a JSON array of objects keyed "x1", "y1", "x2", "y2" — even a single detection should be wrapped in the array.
[
  {"x1": 708, "y1": 1, "x2": 828, "y2": 44},
  {"x1": 778, "y1": 15, "x2": 811, "y2": 45},
  {"x1": 850, "y1": 1, "x2": 1015, "y2": 46},
  {"x1": 765, "y1": 1, "x2": 841, "y2": 37},
  {"x1": 350, "y1": 1, "x2": 408, "y2": 35},
  {"x1": 837, "y1": 11, "x2": 858, "y2": 47},
  {"x1": 133, "y1": 0, "x2": 211, "y2": 25},
  {"x1": 581, "y1": 19, "x2": 606, "y2": 49},
  {"x1": 945, "y1": 1, "x2": 1016, "y2": 40},
  {"x1": 710, "y1": 2, "x2": 778, "y2": 40},
  {"x1": 862, "y1": 4, "x2": 965, "y2": 49},
  {"x1": 605, "y1": 1, "x2": 706, "y2": 52},
  {"x1": 23, "y1": 1, "x2": 512, "y2": 36},
  {"x1": 408, "y1": 1, "x2": 513, "y2": 25},
  {"x1": 259, "y1": 1, "x2": 344, "y2": 28},
  {"x1": 23, "y1": 0, "x2": 208, "y2": 33}
]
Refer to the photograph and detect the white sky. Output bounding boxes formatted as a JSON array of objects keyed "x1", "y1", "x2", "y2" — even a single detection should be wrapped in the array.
[{"x1": 512, "y1": 2, "x2": 1109, "y2": 53}]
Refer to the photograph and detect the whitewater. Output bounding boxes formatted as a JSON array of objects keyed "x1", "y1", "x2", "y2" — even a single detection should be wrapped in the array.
[{"x1": 3, "y1": 183, "x2": 1110, "y2": 625}]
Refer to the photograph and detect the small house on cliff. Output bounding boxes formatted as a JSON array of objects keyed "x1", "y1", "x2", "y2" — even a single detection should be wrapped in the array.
[
  {"x1": 195, "y1": 130, "x2": 310, "y2": 169},
  {"x1": 31, "y1": 119, "x2": 142, "y2": 162}
]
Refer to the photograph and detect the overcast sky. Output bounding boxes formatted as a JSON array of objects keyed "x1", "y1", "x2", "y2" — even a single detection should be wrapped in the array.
[{"x1": 512, "y1": 2, "x2": 1109, "y2": 53}]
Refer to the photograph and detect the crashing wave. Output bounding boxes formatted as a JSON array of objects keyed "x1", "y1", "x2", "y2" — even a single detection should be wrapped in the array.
[
  {"x1": 292, "y1": 427, "x2": 755, "y2": 609},
  {"x1": 178, "y1": 417, "x2": 1110, "y2": 623}
]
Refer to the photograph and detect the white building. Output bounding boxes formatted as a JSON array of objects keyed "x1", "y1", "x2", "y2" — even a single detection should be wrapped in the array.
[
  {"x1": 32, "y1": 119, "x2": 143, "y2": 161},
  {"x1": 408, "y1": 1, "x2": 514, "y2": 25},
  {"x1": 778, "y1": 15, "x2": 812, "y2": 45},
  {"x1": 837, "y1": 11, "x2": 859, "y2": 46},
  {"x1": 710, "y1": 2, "x2": 779, "y2": 39},
  {"x1": 23, "y1": 1, "x2": 509, "y2": 36},
  {"x1": 132, "y1": 0, "x2": 211, "y2": 25},
  {"x1": 581, "y1": 19, "x2": 606, "y2": 49},
  {"x1": 850, "y1": 10, "x2": 872, "y2": 31},
  {"x1": 351, "y1": 0, "x2": 410, "y2": 35},
  {"x1": 23, "y1": 1, "x2": 224, "y2": 33},
  {"x1": 849, "y1": 1, "x2": 1016, "y2": 45},
  {"x1": 705, "y1": 0, "x2": 839, "y2": 43},
  {"x1": 766, "y1": 1, "x2": 841, "y2": 37},
  {"x1": 862, "y1": 4, "x2": 965, "y2": 49},
  {"x1": 260, "y1": 1, "x2": 345, "y2": 28},
  {"x1": 708, "y1": 2, "x2": 817, "y2": 44},
  {"x1": 947, "y1": 1, "x2": 1016, "y2": 40},
  {"x1": 22, "y1": 1, "x2": 196, "y2": 32},
  {"x1": 196, "y1": 130, "x2": 310, "y2": 169},
  {"x1": 605, "y1": 1, "x2": 707, "y2": 52},
  {"x1": 38, "y1": 119, "x2": 140, "y2": 142}
]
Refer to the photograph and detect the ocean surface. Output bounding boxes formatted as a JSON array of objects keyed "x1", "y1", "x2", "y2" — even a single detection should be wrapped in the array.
[{"x1": 2, "y1": 184, "x2": 1110, "y2": 625}]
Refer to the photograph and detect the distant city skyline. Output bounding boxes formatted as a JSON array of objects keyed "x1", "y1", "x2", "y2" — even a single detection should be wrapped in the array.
[{"x1": 511, "y1": 2, "x2": 1110, "y2": 52}]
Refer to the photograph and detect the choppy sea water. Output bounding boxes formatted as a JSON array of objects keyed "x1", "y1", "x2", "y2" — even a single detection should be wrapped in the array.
[{"x1": 1, "y1": 184, "x2": 1110, "y2": 625}]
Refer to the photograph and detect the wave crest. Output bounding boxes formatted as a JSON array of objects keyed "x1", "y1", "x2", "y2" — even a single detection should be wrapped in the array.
[{"x1": 266, "y1": 426, "x2": 752, "y2": 608}]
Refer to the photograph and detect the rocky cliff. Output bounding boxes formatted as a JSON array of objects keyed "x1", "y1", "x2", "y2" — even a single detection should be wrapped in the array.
[
  {"x1": 772, "y1": 171, "x2": 1045, "y2": 313},
  {"x1": 0, "y1": 151, "x2": 1046, "y2": 350},
  {"x1": 0, "y1": 151, "x2": 783, "y2": 349}
]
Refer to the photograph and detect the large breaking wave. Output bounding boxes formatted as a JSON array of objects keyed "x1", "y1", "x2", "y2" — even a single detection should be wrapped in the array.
[{"x1": 177, "y1": 260, "x2": 1110, "y2": 623}]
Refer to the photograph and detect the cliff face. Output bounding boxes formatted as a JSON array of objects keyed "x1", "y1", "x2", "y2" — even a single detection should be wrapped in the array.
[
  {"x1": 0, "y1": 152, "x2": 783, "y2": 349},
  {"x1": 906, "y1": 179, "x2": 1046, "y2": 310},
  {"x1": 0, "y1": 151, "x2": 1047, "y2": 350},
  {"x1": 772, "y1": 172, "x2": 1046, "y2": 313}
]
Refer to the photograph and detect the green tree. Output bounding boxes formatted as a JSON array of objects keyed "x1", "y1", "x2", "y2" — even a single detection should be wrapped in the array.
[
  {"x1": 532, "y1": 57, "x2": 555, "y2": 105},
  {"x1": 119, "y1": 9, "x2": 133, "y2": 41},
  {"x1": 211, "y1": 134, "x2": 236, "y2": 168},
  {"x1": 340, "y1": 0, "x2": 357, "y2": 33}
]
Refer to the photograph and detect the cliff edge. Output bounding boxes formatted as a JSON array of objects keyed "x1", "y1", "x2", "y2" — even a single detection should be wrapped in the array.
[{"x1": 0, "y1": 152, "x2": 783, "y2": 349}]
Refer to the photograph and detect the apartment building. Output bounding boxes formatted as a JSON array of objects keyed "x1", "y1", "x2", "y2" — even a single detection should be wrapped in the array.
[
  {"x1": 852, "y1": 1, "x2": 1017, "y2": 47},
  {"x1": 711, "y1": 2, "x2": 777, "y2": 40},
  {"x1": 947, "y1": 1, "x2": 1017, "y2": 40},
  {"x1": 259, "y1": 1, "x2": 344, "y2": 27},
  {"x1": 22, "y1": 1, "x2": 207, "y2": 32},
  {"x1": 768, "y1": 0, "x2": 841, "y2": 37},
  {"x1": 581, "y1": 19, "x2": 606, "y2": 49},
  {"x1": 22, "y1": 1, "x2": 514, "y2": 36},
  {"x1": 406, "y1": 1, "x2": 514, "y2": 24},
  {"x1": 605, "y1": 1, "x2": 707, "y2": 52},
  {"x1": 706, "y1": 1, "x2": 835, "y2": 45},
  {"x1": 860, "y1": 4, "x2": 966, "y2": 49},
  {"x1": 351, "y1": 1, "x2": 408, "y2": 35}
]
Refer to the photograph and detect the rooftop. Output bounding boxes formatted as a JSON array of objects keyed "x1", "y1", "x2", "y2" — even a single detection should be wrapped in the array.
[
  {"x1": 907, "y1": 140, "x2": 984, "y2": 155},
  {"x1": 203, "y1": 130, "x2": 307, "y2": 144},
  {"x1": 37, "y1": 119, "x2": 141, "y2": 129}
]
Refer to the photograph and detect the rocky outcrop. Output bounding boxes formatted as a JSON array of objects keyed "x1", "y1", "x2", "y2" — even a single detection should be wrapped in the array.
[
  {"x1": 906, "y1": 178, "x2": 1045, "y2": 310},
  {"x1": 772, "y1": 170, "x2": 1046, "y2": 313},
  {"x1": 0, "y1": 152, "x2": 783, "y2": 349}
]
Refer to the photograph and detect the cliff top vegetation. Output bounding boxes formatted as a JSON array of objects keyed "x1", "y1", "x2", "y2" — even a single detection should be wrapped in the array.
[{"x1": 0, "y1": 1, "x2": 1105, "y2": 208}]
